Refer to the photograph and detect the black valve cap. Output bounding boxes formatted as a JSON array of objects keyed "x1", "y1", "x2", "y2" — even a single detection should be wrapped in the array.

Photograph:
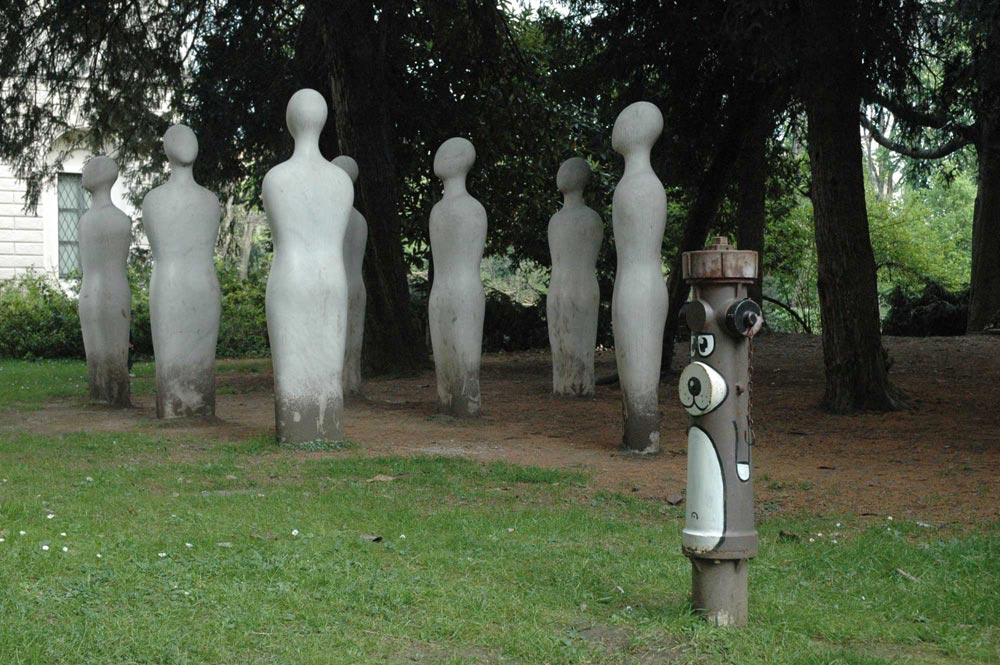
[{"x1": 724, "y1": 299, "x2": 763, "y2": 338}]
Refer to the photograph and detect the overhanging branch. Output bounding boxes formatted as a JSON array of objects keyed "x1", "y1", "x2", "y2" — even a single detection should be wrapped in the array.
[{"x1": 860, "y1": 114, "x2": 973, "y2": 160}]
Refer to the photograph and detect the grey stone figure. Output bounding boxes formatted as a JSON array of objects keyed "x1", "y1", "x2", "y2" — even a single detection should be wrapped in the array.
[
  {"x1": 78, "y1": 156, "x2": 131, "y2": 407},
  {"x1": 141, "y1": 124, "x2": 222, "y2": 418},
  {"x1": 429, "y1": 137, "x2": 487, "y2": 417},
  {"x1": 263, "y1": 89, "x2": 353, "y2": 443},
  {"x1": 547, "y1": 157, "x2": 603, "y2": 397},
  {"x1": 611, "y1": 101, "x2": 669, "y2": 454},
  {"x1": 330, "y1": 155, "x2": 368, "y2": 396}
]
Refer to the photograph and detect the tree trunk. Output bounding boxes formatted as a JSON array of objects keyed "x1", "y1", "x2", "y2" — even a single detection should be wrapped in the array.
[
  {"x1": 315, "y1": 0, "x2": 426, "y2": 374},
  {"x1": 800, "y1": 0, "x2": 905, "y2": 412},
  {"x1": 736, "y1": 114, "x2": 768, "y2": 307},
  {"x1": 968, "y1": 11, "x2": 1000, "y2": 332},
  {"x1": 968, "y1": 117, "x2": 1000, "y2": 331}
]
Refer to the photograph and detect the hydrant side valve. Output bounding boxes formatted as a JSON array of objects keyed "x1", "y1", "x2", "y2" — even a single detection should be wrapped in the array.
[{"x1": 725, "y1": 299, "x2": 763, "y2": 338}]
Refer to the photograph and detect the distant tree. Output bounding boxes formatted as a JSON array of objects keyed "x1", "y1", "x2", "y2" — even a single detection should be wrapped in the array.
[{"x1": 861, "y1": 0, "x2": 999, "y2": 332}]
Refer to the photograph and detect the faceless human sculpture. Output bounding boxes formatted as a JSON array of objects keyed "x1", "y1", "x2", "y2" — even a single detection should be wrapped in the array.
[
  {"x1": 141, "y1": 124, "x2": 222, "y2": 418},
  {"x1": 263, "y1": 89, "x2": 353, "y2": 443},
  {"x1": 79, "y1": 156, "x2": 131, "y2": 407},
  {"x1": 611, "y1": 101, "x2": 669, "y2": 453},
  {"x1": 330, "y1": 155, "x2": 368, "y2": 396},
  {"x1": 547, "y1": 157, "x2": 603, "y2": 397},
  {"x1": 428, "y1": 137, "x2": 487, "y2": 417}
]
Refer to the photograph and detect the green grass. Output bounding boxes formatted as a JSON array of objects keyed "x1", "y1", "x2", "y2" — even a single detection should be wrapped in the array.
[{"x1": 0, "y1": 360, "x2": 997, "y2": 663}]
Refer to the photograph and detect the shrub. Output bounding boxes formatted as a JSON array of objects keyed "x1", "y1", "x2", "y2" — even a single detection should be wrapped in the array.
[
  {"x1": 0, "y1": 272, "x2": 84, "y2": 359},
  {"x1": 883, "y1": 282, "x2": 968, "y2": 337}
]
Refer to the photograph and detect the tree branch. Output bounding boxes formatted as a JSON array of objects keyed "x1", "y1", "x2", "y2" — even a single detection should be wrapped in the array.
[
  {"x1": 865, "y1": 91, "x2": 978, "y2": 142},
  {"x1": 762, "y1": 295, "x2": 813, "y2": 334},
  {"x1": 859, "y1": 114, "x2": 973, "y2": 160}
]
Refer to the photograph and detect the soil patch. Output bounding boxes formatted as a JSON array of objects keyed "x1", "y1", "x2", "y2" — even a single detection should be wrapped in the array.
[{"x1": 2, "y1": 334, "x2": 997, "y2": 526}]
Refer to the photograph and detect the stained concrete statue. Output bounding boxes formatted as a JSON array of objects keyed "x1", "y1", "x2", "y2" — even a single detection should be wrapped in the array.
[
  {"x1": 428, "y1": 137, "x2": 487, "y2": 417},
  {"x1": 79, "y1": 156, "x2": 131, "y2": 407},
  {"x1": 611, "y1": 101, "x2": 669, "y2": 453},
  {"x1": 263, "y1": 89, "x2": 352, "y2": 443},
  {"x1": 142, "y1": 124, "x2": 222, "y2": 418},
  {"x1": 547, "y1": 157, "x2": 603, "y2": 397},
  {"x1": 330, "y1": 155, "x2": 368, "y2": 396}
]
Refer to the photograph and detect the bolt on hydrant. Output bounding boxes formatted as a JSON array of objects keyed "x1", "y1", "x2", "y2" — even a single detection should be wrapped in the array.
[{"x1": 678, "y1": 236, "x2": 763, "y2": 627}]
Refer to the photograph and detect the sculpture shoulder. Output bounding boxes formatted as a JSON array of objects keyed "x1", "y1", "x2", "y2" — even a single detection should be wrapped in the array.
[
  {"x1": 264, "y1": 160, "x2": 350, "y2": 193},
  {"x1": 82, "y1": 204, "x2": 131, "y2": 228}
]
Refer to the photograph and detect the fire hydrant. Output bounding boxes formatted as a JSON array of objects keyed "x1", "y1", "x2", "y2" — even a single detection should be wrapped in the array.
[{"x1": 678, "y1": 236, "x2": 762, "y2": 627}]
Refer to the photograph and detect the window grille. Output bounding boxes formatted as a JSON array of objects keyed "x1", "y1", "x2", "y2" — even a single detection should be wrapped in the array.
[{"x1": 57, "y1": 173, "x2": 90, "y2": 278}]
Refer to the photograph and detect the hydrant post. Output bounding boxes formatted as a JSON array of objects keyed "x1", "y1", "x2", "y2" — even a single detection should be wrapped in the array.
[{"x1": 679, "y1": 236, "x2": 762, "y2": 627}]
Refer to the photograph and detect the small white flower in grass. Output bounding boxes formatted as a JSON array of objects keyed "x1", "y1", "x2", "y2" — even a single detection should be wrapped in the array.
[
  {"x1": 60, "y1": 532, "x2": 66, "y2": 537},
  {"x1": 96, "y1": 553, "x2": 102, "y2": 559},
  {"x1": 61, "y1": 546, "x2": 68, "y2": 552},
  {"x1": 85, "y1": 477, "x2": 93, "y2": 482},
  {"x1": 887, "y1": 516, "x2": 893, "y2": 521},
  {"x1": 0, "y1": 537, "x2": 5, "y2": 542},
  {"x1": 18, "y1": 530, "x2": 26, "y2": 536},
  {"x1": 507, "y1": 528, "x2": 515, "y2": 533},
  {"x1": 832, "y1": 539, "x2": 838, "y2": 544},
  {"x1": 291, "y1": 529, "x2": 300, "y2": 537},
  {"x1": 399, "y1": 534, "x2": 406, "y2": 540},
  {"x1": 808, "y1": 537, "x2": 815, "y2": 543},
  {"x1": 835, "y1": 522, "x2": 841, "y2": 528},
  {"x1": 46, "y1": 514, "x2": 55, "y2": 520},
  {"x1": 158, "y1": 552, "x2": 167, "y2": 558},
  {"x1": 817, "y1": 533, "x2": 823, "y2": 537},
  {"x1": 185, "y1": 542, "x2": 193, "y2": 548},
  {"x1": 41, "y1": 545, "x2": 49, "y2": 551}
]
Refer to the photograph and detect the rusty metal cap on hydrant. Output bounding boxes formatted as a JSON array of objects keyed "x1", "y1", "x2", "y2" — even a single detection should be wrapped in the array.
[{"x1": 682, "y1": 236, "x2": 758, "y2": 283}]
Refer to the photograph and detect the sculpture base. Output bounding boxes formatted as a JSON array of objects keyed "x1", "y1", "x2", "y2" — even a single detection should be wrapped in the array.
[
  {"x1": 275, "y1": 396, "x2": 344, "y2": 445},
  {"x1": 621, "y1": 410, "x2": 660, "y2": 454},
  {"x1": 438, "y1": 375, "x2": 481, "y2": 418},
  {"x1": 88, "y1": 358, "x2": 131, "y2": 408},
  {"x1": 690, "y1": 557, "x2": 749, "y2": 627},
  {"x1": 156, "y1": 368, "x2": 216, "y2": 419}
]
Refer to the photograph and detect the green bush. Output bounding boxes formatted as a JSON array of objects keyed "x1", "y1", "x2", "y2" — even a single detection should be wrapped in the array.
[
  {"x1": 216, "y1": 265, "x2": 270, "y2": 358},
  {"x1": 1, "y1": 263, "x2": 271, "y2": 361},
  {"x1": 0, "y1": 271, "x2": 84, "y2": 359}
]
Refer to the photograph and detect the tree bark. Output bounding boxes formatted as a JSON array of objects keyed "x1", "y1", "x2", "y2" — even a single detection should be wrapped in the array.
[
  {"x1": 315, "y1": 0, "x2": 427, "y2": 374},
  {"x1": 800, "y1": 0, "x2": 905, "y2": 412},
  {"x1": 736, "y1": 113, "x2": 768, "y2": 307}
]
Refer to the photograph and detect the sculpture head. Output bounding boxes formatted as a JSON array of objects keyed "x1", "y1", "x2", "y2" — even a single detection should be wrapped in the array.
[
  {"x1": 556, "y1": 157, "x2": 591, "y2": 195},
  {"x1": 81, "y1": 155, "x2": 118, "y2": 194},
  {"x1": 286, "y1": 88, "x2": 327, "y2": 144},
  {"x1": 611, "y1": 101, "x2": 663, "y2": 157},
  {"x1": 433, "y1": 137, "x2": 476, "y2": 181},
  {"x1": 163, "y1": 124, "x2": 198, "y2": 168},
  {"x1": 331, "y1": 155, "x2": 359, "y2": 184}
]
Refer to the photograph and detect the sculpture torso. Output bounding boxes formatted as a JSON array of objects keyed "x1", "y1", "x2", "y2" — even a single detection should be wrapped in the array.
[
  {"x1": 428, "y1": 138, "x2": 487, "y2": 417},
  {"x1": 263, "y1": 108, "x2": 353, "y2": 442},
  {"x1": 78, "y1": 168, "x2": 132, "y2": 407},
  {"x1": 141, "y1": 154, "x2": 223, "y2": 418}
]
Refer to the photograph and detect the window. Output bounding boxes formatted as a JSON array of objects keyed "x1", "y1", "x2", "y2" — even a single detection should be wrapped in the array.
[{"x1": 57, "y1": 173, "x2": 89, "y2": 278}]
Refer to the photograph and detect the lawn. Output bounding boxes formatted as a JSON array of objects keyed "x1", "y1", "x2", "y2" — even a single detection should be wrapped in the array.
[{"x1": 0, "y1": 359, "x2": 996, "y2": 664}]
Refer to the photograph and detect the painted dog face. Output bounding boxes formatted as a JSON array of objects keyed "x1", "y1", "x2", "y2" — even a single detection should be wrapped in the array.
[{"x1": 678, "y1": 361, "x2": 727, "y2": 416}]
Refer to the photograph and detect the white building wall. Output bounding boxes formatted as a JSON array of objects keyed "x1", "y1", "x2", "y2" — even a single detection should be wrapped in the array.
[{"x1": 0, "y1": 144, "x2": 138, "y2": 281}]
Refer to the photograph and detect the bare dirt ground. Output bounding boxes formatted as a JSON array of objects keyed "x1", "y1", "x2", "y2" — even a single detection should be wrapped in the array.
[{"x1": 4, "y1": 334, "x2": 998, "y2": 526}]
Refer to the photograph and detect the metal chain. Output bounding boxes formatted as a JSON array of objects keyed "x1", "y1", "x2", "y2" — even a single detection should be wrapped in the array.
[{"x1": 746, "y1": 328, "x2": 755, "y2": 445}]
